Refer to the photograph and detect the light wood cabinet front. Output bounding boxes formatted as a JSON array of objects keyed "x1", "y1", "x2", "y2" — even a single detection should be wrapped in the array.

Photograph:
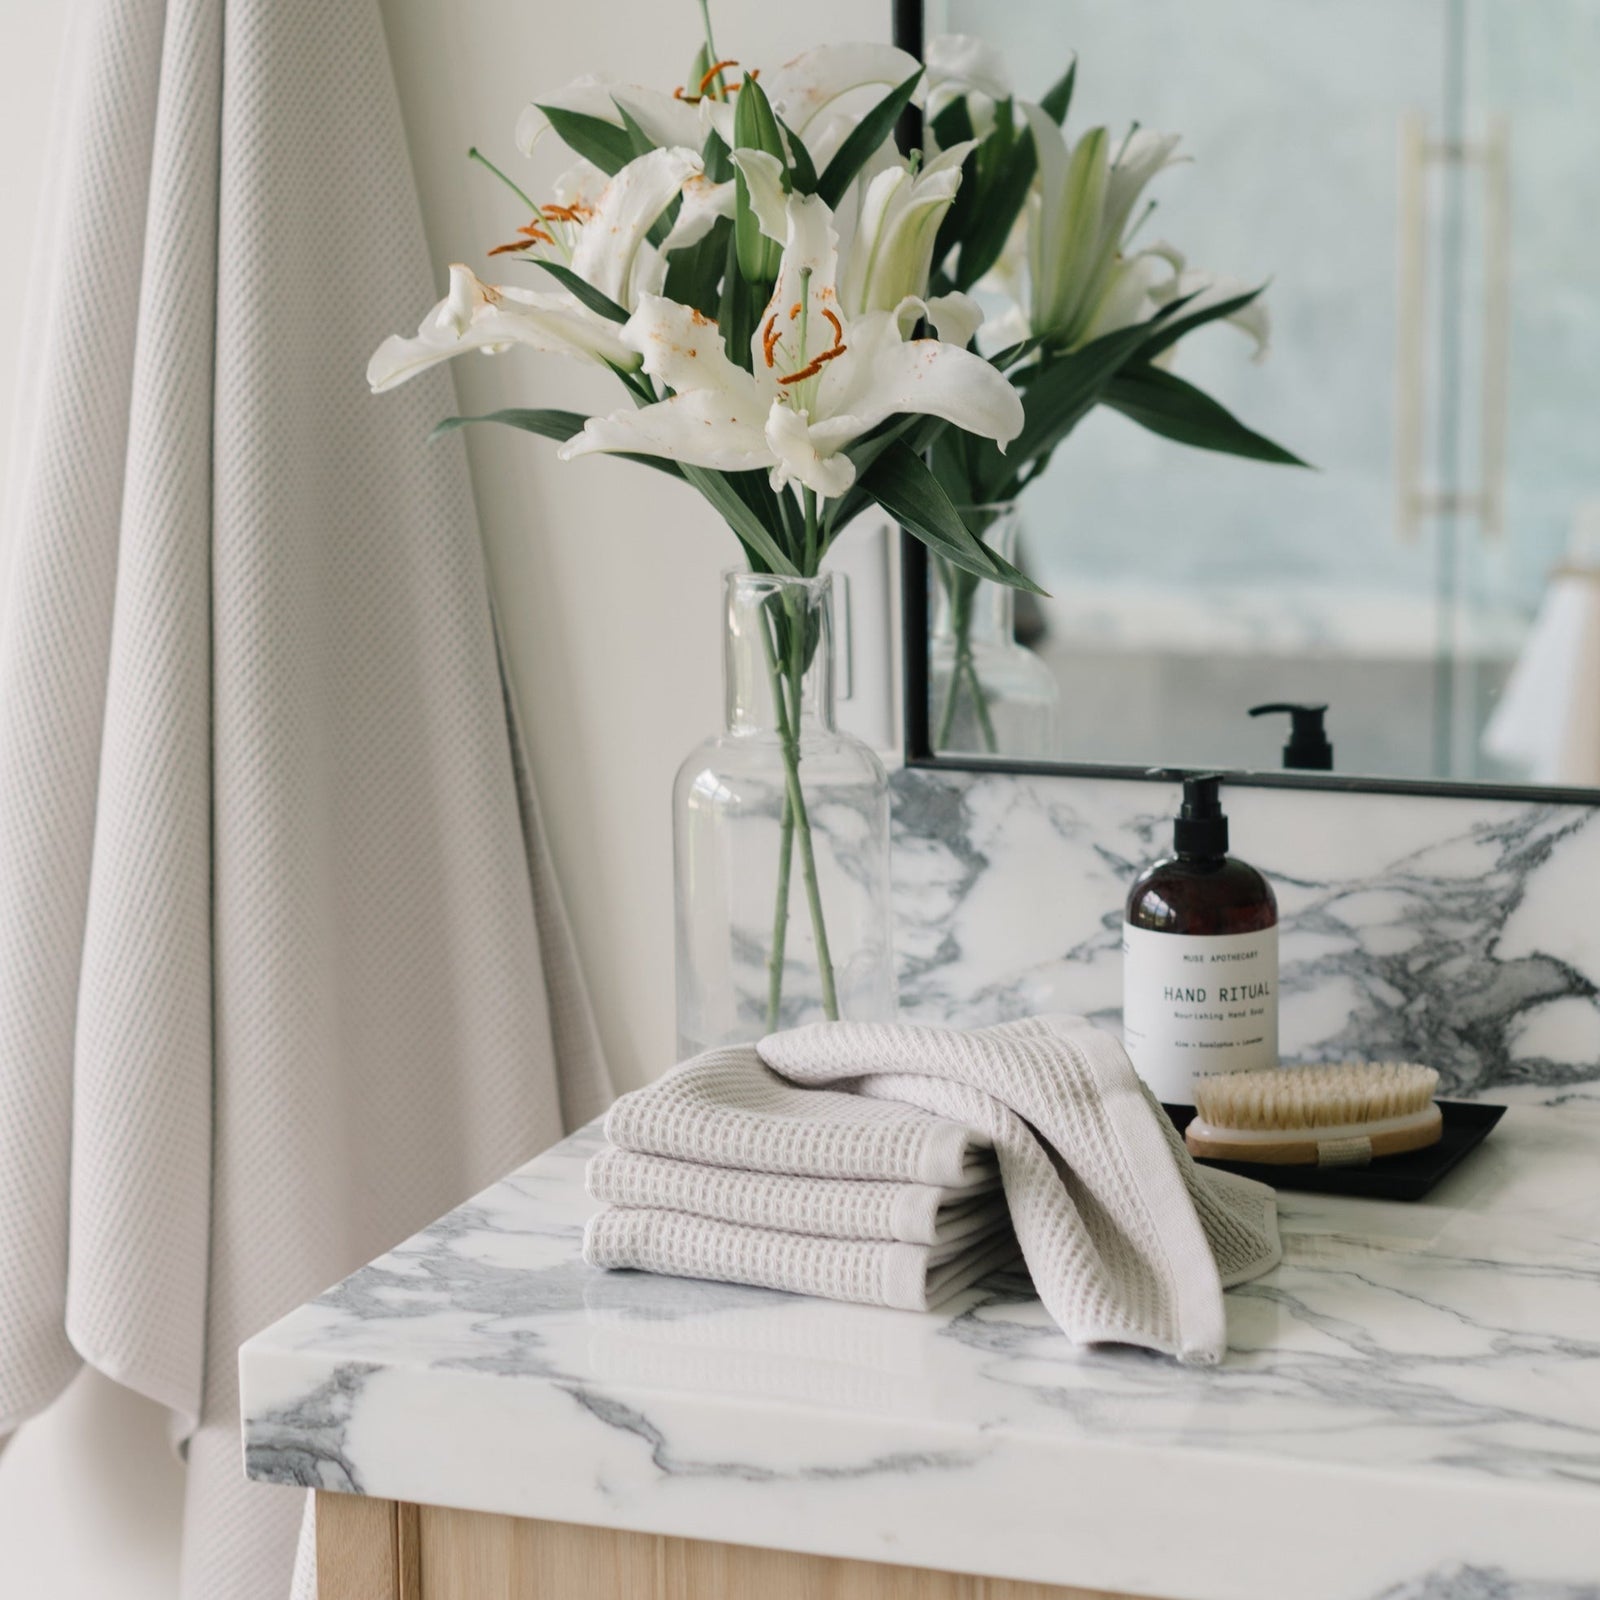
[{"x1": 315, "y1": 1492, "x2": 1152, "y2": 1600}]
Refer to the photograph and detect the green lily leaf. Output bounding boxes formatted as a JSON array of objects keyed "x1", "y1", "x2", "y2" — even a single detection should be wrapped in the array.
[
  {"x1": 1103, "y1": 366, "x2": 1308, "y2": 466},
  {"x1": 520, "y1": 259, "x2": 629, "y2": 324},
  {"x1": 680, "y1": 464, "x2": 800, "y2": 575},
  {"x1": 816, "y1": 69, "x2": 924, "y2": 209},
  {"x1": 536, "y1": 105, "x2": 634, "y2": 176},
  {"x1": 661, "y1": 213, "x2": 730, "y2": 320},
  {"x1": 775, "y1": 112, "x2": 819, "y2": 194},
  {"x1": 859, "y1": 440, "x2": 1047, "y2": 594},
  {"x1": 1039, "y1": 58, "x2": 1077, "y2": 124},
  {"x1": 953, "y1": 126, "x2": 1037, "y2": 291},
  {"x1": 430, "y1": 409, "x2": 687, "y2": 479},
  {"x1": 733, "y1": 73, "x2": 786, "y2": 282}
]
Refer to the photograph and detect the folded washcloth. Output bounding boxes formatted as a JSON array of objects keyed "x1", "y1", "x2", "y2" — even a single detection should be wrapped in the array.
[
  {"x1": 601, "y1": 1043, "x2": 993, "y2": 1185},
  {"x1": 586, "y1": 1145, "x2": 1003, "y2": 1247},
  {"x1": 759, "y1": 1015, "x2": 1282, "y2": 1366},
  {"x1": 583, "y1": 1207, "x2": 1021, "y2": 1313}
]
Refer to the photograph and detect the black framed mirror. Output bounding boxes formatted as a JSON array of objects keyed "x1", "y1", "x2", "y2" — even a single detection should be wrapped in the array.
[{"x1": 895, "y1": 0, "x2": 1600, "y2": 805}]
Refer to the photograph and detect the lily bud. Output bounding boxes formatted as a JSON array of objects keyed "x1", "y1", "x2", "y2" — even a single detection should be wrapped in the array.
[{"x1": 733, "y1": 73, "x2": 786, "y2": 283}]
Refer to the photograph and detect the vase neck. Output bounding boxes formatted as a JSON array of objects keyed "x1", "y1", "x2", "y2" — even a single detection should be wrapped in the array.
[
  {"x1": 724, "y1": 571, "x2": 836, "y2": 737},
  {"x1": 932, "y1": 505, "x2": 1020, "y2": 648}
]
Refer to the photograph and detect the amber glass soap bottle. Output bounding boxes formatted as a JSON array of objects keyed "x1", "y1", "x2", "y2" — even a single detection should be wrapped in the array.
[{"x1": 1122, "y1": 774, "x2": 1278, "y2": 1104}]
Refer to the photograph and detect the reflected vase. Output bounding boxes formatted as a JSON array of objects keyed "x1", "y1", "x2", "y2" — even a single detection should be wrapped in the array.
[
  {"x1": 929, "y1": 503, "x2": 1059, "y2": 757},
  {"x1": 673, "y1": 571, "x2": 896, "y2": 1060}
]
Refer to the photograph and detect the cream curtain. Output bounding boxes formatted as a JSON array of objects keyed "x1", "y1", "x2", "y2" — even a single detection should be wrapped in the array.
[{"x1": 0, "y1": 0, "x2": 611, "y2": 1593}]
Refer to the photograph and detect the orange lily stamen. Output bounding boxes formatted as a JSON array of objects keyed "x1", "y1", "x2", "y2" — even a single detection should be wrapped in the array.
[
  {"x1": 699, "y1": 58, "x2": 740, "y2": 97},
  {"x1": 776, "y1": 344, "x2": 847, "y2": 385},
  {"x1": 761, "y1": 314, "x2": 783, "y2": 368},
  {"x1": 775, "y1": 304, "x2": 847, "y2": 386}
]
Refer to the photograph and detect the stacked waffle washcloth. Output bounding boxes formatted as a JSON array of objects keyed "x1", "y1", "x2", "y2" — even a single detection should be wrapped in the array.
[
  {"x1": 583, "y1": 1044, "x2": 1017, "y2": 1312},
  {"x1": 585, "y1": 1016, "x2": 1283, "y2": 1365}
]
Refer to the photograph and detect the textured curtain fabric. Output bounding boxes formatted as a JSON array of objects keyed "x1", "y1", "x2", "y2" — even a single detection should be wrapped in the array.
[{"x1": 0, "y1": 0, "x2": 612, "y2": 1593}]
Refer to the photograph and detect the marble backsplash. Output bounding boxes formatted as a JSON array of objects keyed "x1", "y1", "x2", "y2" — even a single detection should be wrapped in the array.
[{"x1": 890, "y1": 767, "x2": 1600, "y2": 1101}]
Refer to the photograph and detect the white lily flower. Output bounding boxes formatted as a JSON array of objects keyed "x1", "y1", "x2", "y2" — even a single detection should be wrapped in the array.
[
  {"x1": 732, "y1": 142, "x2": 978, "y2": 326},
  {"x1": 520, "y1": 42, "x2": 923, "y2": 171},
  {"x1": 925, "y1": 34, "x2": 1014, "y2": 143},
  {"x1": 368, "y1": 147, "x2": 702, "y2": 393},
  {"x1": 558, "y1": 191, "x2": 1022, "y2": 500},
  {"x1": 1084, "y1": 241, "x2": 1271, "y2": 363},
  {"x1": 367, "y1": 265, "x2": 635, "y2": 392},
  {"x1": 1022, "y1": 102, "x2": 1185, "y2": 349}
]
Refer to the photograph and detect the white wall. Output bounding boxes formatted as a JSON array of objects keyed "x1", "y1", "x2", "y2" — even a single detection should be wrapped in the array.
[
  {"x1": 381, "y1": 0, "x2": 891, "y2": 1093},
  {"x1": 0, "y1": 5, "x2": 893, "y2": 1597}
]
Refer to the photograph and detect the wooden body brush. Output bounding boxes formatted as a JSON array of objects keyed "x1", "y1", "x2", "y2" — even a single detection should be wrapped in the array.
[{"x1": 1186, "y1": 1062, "x2": 1442, "y2": 1167}]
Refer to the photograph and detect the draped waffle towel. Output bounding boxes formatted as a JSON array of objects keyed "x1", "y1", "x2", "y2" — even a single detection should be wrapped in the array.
[
  {"x1": 0, "y1": 1, "x2": 610, "y2": 1594},
  {"x1": 759, "y1": 1016, "x2": 1281, "y2": 1366}
]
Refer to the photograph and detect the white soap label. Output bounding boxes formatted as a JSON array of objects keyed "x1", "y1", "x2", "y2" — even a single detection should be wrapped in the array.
[{"x1": 1121, "y1": 924, "x2": 1278, "y2": 1103}]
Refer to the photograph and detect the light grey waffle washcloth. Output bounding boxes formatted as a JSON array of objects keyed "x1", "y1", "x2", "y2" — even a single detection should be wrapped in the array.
[
  {"x1": 587, "y1": 1146, "x2": 1002, "y2": 1247},
  {"x1": 584, "y1": 1044, "x2": 1015, "y2": 1309},
  {"x1": 758, "y1": 1015, "x2": 1282, "y2": 1365},
  {"x1": 584, "y1": 1207, "x2": 1018, "y2": 1313},
  {"x1": 600, "y1": 1044, "x2": 996, "y2": 1184}
]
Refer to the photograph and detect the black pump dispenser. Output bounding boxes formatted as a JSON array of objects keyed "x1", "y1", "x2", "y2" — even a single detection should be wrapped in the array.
[
  {"x1": 1174, "y1": 773, "x2": 1228, "y2": 859},
  {"x1": 1250, "y1": 702, "x2": 1333, "y2": 771}
]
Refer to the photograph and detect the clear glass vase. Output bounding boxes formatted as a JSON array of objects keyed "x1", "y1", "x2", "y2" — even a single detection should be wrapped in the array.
[
  {"x1": 929, "y1": 503, "x2": 1059, "y2": 758},
  {"x1": 674, "y1": 572, "x2": 896, "y2": 1059}
]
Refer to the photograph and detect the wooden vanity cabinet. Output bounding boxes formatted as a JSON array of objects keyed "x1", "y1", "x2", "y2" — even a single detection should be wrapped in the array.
[{"x1": 315, "y1": 1492, "x2": 1149, "y2": 1600}]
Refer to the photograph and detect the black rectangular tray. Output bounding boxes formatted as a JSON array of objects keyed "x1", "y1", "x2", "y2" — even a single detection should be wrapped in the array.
[{"x1": 1162, "y1": 1098, "x2": 1506, "y2": 1200}]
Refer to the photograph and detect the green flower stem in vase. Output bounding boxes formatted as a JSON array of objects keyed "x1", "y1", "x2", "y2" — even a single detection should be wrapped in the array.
[
  {"x1": 930, "y1": 504, "x2": 1059, "y2": 759},
  {"x1": 674, "y1": 570, "x2": 891, "y2": 1058}
]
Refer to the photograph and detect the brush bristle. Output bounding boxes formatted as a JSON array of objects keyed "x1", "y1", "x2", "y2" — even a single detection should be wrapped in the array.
[{"x1": 1192, "y1": 1061, "x2": 1439, "y2": 1132}]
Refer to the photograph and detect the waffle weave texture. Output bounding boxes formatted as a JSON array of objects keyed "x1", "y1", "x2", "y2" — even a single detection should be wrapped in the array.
[
  {"x1": 587, "y1": 1146, "x2": 1002, "y2": 1246},
  {"x1": 759, "y1": 1016, "x2": 1282, "y2": 1365}
]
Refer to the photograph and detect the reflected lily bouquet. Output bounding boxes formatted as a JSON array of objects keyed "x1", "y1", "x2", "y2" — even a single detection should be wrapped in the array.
[
  {"x1": 368, "y1": 7, "x2": 1300, "y2": 1026},
  {"x1": 915, "y1": 35, "x2": 1304, "y2": 749}
]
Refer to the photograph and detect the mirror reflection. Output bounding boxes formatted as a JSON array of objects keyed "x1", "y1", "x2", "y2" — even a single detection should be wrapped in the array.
[{"x1": 921, "y1": 0, "x2": 1600, "y2": 787}]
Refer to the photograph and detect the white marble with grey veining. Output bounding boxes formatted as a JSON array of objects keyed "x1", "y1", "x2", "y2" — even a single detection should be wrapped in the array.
[
  {"x1": 891, "y1": 769, "x2": 1600, "y2": 1103},
  {"x1": 241, "y1": 1102, "x2": 1600, "y2": 1600}
]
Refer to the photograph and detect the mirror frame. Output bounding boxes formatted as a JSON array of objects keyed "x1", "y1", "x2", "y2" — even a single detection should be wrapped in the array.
[{"x1": 893, "y1": 0, "x2": 1600, "y2": 807}]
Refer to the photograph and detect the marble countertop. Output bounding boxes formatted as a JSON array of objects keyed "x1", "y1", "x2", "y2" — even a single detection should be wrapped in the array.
[{"x1": 240, "y1": 1105, "x2": 1600, "y2": 1600}]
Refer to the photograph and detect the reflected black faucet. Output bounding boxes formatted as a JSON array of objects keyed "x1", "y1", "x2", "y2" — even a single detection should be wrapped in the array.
[{"x1": 1250, "y1": 703, "x2": 1334, "y2": 771}]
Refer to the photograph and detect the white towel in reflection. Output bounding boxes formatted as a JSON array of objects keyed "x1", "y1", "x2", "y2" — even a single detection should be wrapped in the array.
[{"x1": 1484, "y1": 565, "x2": 1600, "y2": 784}]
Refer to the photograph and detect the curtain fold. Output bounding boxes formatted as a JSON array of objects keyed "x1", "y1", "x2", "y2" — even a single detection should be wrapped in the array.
[{"x1": 0, "y1": 0, "x2": 611, "y2": 1592}]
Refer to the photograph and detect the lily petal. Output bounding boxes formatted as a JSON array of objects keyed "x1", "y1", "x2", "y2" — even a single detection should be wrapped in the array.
[
  {"x1": 764, "y1": 401, "x2": 857, "y2": 498},
  {"x1": 763, "y1": 42, "x2": 925, "y2": 134},
  {"x1": 516, "y1": 76, "x2": 620, "y2": 154},
  {"x1": 661, "y1": 171, "x2": 734, "y2": 254},
  {"x1": 923, "y1": 291, "x2": 985, "y2": 348},
  {"x1": 750, "y1": 193, "x2": 841, "y2": 384},
  {"x1": 728, "y1": 149, "x2": 790, "y2": 245},
  {"x1": 367, "y1": 266, "x2": 632, "y2": 393},
  {"x1": 926, "y1": 33, "x2": 1013, "y2": 104},
  {"x1": 570, "y1": 147, "x2": 703, "y2": 308},
  {"x1": 559, "y1": 292, "x2": 771, "y2": 472},
  {"x1": 608, "y1": 85, "x2": 706, "y2": 151},
  {"x1": 808, "y1": 311, "x2": 1023, "y2": 454}
]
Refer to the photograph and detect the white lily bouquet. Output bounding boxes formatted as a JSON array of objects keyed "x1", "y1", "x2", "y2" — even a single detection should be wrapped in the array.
[{"x1": 367, "y1": 8, "x2": 1299, "y2": 1043}]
